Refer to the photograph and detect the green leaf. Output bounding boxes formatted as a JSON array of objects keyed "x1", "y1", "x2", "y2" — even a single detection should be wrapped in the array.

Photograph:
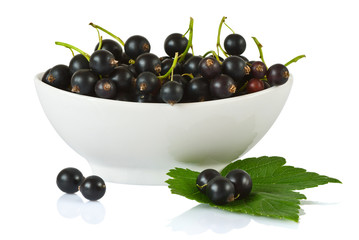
[{"x1": 166, "y1": 156, "x2": 341, "y2": 222}]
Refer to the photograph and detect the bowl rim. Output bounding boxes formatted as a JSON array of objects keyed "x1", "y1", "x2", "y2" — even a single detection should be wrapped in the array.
[{"x1": 35, "y1": 72, "x2": 293, "y2": 107}]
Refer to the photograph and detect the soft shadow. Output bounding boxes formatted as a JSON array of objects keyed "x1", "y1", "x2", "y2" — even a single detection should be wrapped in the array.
[
  {"x1": 168, "y1": 204, "x2": 298, "y2": 235},
  {"x1": 57, "y1": 194, "x2": 106, "y2": 224}
]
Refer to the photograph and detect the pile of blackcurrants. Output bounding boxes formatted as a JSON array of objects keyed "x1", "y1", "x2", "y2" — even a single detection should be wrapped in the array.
[
  {"x1": 196, "y1": 168, "x2": 252, "y2": 205},
  {"x1": 42, "y1": 17, "x2": 304, "y2": 105},
  {"x1": 56, "y1": 167, "x2": 106, "y2": 201}
]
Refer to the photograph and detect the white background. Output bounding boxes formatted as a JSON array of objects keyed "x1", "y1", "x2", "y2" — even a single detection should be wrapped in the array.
[{"x1": 1, "y1": 0, "x2": 358, "y2": 239}]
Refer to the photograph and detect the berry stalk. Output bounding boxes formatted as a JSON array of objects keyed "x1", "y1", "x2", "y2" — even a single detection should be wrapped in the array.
[
  {"x1": 179, "y1": 17, "x2": 194, "y2": 63},
  {"x1": 55, "y1": 41, "x2": 90, "y2": 61},
  {"x1": 252, "y1": 37, "x2": 266, "y2": 67},
  {"x1": 159, "y1": 52, "x2": 179, "y2": 81},
  {"x1": 285, "y1": 54, "x2": 306, "y2": 66},
  {"x1": 89, "y1": 22, "x2": 125, "y2": 46}
]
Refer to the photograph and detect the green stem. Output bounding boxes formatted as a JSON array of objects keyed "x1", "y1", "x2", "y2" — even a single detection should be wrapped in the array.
[
  {"x1": 216, "y1": 16, "x2": 229, "y2": 58},
  {"x1": 179, "y1": 17, "x2": 194, "y2": 63},
  {"x1": 224, "y1": 22, "x2": 235, "y2": 34},
  {"x1": 284, "y1": 54, "x2": 306, "y2": 66},
  {"x1": 55, "y1": 41, "x2": 90, "y2": 61},
  {"x1": 159, "y1": 52, "x2": 179, "y2": 81},
  {"x1": 96, "y1": 28, "x2": 103, "y2": 50},
  {"x1": 89, "y1": 22, "x2": 125, "y2": 46},
  {"x1": 202, "y1": 50, "x2": 222, "y2": 63},
  {"x1": 252, "y1": 37, "x2": 266, "y2": 67}
]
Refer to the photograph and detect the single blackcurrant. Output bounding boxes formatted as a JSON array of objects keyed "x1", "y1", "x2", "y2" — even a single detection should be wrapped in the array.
[
  {"x1": 196, "y1": 169, "x2": 220, "y2": 193},
  {"x1": 135, "y1": 53, "x2": 161, "y2": 75},
  {"x1": 221, "y1": 55, "x2": 248, "y2": 82},
  {"x1": 225, "y1": 169, "x2": 252, "y2": 199},
  {"x1": 224, "y1": 33, "x2": 246, "y2": 56},
  {"x1": 250, "y1": 61, "x2": 267, "y2": 79},
  {"x1": 164, "y1": 33, "x2": 188, "y2": 58},
  {"x1": 95, "y1": 39, "x2": 123, "y2": 62},
  {"x1": 56, "y1": 167, "x2": 84, "y2": 194},
  {"x1": 136, "y1": 72, "x2": 161, "y2": 94},
  {"x1": 206, "y1": 176, "x2": 235, "y2": 205},
  {"x1": 186, "y1": 77, "x2": 210, "y2": 102},
  {"x1": 210, "y1": 74, "x2": 236, "y2": 99},
  {"x1": 246, "y1": 78, "x2": 264, "y2": 93},
  {"x1": 109, "y1": 66, "x2": 135, "y2": 91},
  {"x1": 266, "y1": 64, "x2": 290, "y2": 86},
  {"x1": 71, "y1": 69, "x2": 99, "y2": 95},
  {"x1": 95, "y1": 78, "x2": 117, "y2": 99},
  {"x1": 124, "y1": 35, "x2": 150, "y2": 60},
  {"x1": 182, "y1": 55, "x2": 202, "y2": 77},
  {"x1": 89, "y1": 49, "x2": 118, "y2": 76},
  {"x1": 79, "y1": 175, "x2": 106, "y2": 201},
  {"x1": 69, "y1": 54, "x2": 90, "y2": 75},
  {"x1": 45, "y1": 64, "x2": 71, "y2": 90},
  {"x1": 160, "y1": 80, "x2": 184, "y2": 105},
  {"x1": 198, "y1": 57, "x2": 221, "y2": 79}
]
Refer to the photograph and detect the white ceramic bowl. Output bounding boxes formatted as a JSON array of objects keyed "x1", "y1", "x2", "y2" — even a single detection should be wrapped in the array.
[{"x1": 34, "y1": 73, "x2": 293, "y2": 185}]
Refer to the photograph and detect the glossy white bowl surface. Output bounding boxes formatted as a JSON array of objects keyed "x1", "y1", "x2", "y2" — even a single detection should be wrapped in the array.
[{"x1": 34, "y1": 73, "x2": 293, "y2": 185}]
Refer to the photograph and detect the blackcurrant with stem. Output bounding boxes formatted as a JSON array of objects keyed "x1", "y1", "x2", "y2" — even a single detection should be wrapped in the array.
[
  {"x1": 182, "y1": 55, "x2": 202, "y2": 77},
  {"x1": 124, "y1": 35, "x2": 150, "y2": 60},
  {"x1": 198, "y1": 57, "x2": 221, "y2": 79},
  {"x1": 89, "y1": 49, "x2": 118, "y2": 76},
  {"x1": 164, "y1": 33, "x2": 189, "y2": 58},
  {"x1": 71, "y1": 69, "x2": 99, "y2": 95},
  {"x1": 267, "y1": 64, "x2": 290, "y2": 86},
  {"x1": 222, "y1": 55, "x2": 248, "y2": 82},
  {"x1": 79, "y1": 175, "x2": 106, "y2": 201},
  {"x1": 196, "y1": 169, "x2": 220, "y2": 193},
  {"x1": 45, "y1": 64, "x2": 71, "y2": 90},
  {"x1": 160, "y1": 80, "x2": 184, "y2": 105},
  {"x1": 95, "y1": 39, "x2": 123, "y2": 62},
  {"x1": 161, "y1": 58, "x2": 182, "y2": 76},
  {"x1": 210, "y1": 74, "x2": 236, "y2": 99},
  {"x1": 246, "y1": 78, "x2": 264, "y2": 93},
  {"x1": 136, "y1": 72, "x2": 161, "y2": 94},
  {"x1": 224, "y1": 33, "x2": 246, "y2": 56},
  {"x1": 206, "y1": 176, "x2": 235, "y2": 205},
  {"x1": 186, "y1": 76, "x2": 210, "y2": 102},
  {"x1": 135, "y1": 53, "x2": 161, "y2": 75},
  {"x1": 109, "y1": 66, "x2": 135, "y2": 91},
  {"x1": 225, "y1": 169, "x2": 252, "y2": 199},
  {"x1": 95, "y1": 78, "x2": 117, "y2": 99},
  {"x1": 250, "y1": 61, "x2": 267, "y2": 79},
  {"x1": 69, "y1": 54, "x2": 90, "y2": 75},
  {"x1": 56, "y1": 167, "x2": 84, "y2": 194}
]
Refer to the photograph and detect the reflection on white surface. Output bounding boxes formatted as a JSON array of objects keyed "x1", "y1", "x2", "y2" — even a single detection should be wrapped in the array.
[
  {"x1": 169, "y1": 204, "x2": 298, "y2": 234},
  {"x1": 56, "y1": 194, "x2": 106, "y2": 224}
]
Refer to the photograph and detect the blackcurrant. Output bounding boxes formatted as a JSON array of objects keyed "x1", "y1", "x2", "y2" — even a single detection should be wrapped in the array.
[
  {"x1": 160, "y1": 80, "x2": 184, "y2": 105},
  {"x1": 222, "y1": 55, "x2": 247, "y2": 82},
  {"x1": 210, "y1": 74, "x2": 236, "y2": 99},
  {"x1": 124, "y1": 35, "x2": 150, "y2": 60},
  {"x1": 266, "y1": 64, "x2": 290, "y2": 86},
  {"x1": 182, "y1": 55, "x2": 202, "y2": 77},
  {"x1": 206, "y1": 176, "x2": 235, "y2": 205},
  {"x1": 198, "y1": 57, "x2": 221, "y2": 79},
  {"x1": 42, "y1": 68, "x2": 51, "y2": 83},
  {"x1": 224, "y1": 33, "x2": 246, "y2": 56},
  {"x1": 89, "y1": 49, "x2": 118, "y2": 76},
  {"x1": 172, "y1": 74, "x2": 187, "y2": 86},
  {"x1": 186, "y1": 76, "x2": 210, "y2": 102},
  {"x1": 250, "y1": 61, "x2": 267, "y2": 79},
  {"x1": 160, "y1": 58, "x2": 182, "y2": 76},
  {"x1": 196, "y1": 169, "x2": 220, "y2": 193},
  {"x1": 135, "y1": 92, "x2": 156, "y2": 103},
  {"x1": 56, "y1": 167, "x2": 84, "y2": 194},
  {"x1": 164, "y1": 33, "x2": 188, "y2": 58},
  {"x1": 135, "y1": 53, "x2": 161, "y2": 75},
  {"x1": 136, "y1": 72, "x2": 161, "y2": 94},
  {"x1": 246, "y1": 78, "x2": 264, "y2": 93},
  {"x1": 69, "y1": 54, "x2": 90, "y2": 75},
  {"x1": 45, "y1": 64, "x2": 71, "y2": 90},
  {"x1": 109, "y1": 66, "x2": 135, "y2": 91},
  {"x1": 79, "y1": 175, "x2": 106, "y2": 201},
  {"x1": 95, "y1": 78, "x2": 117, "y2": 99},
  {"x1": 71, "y1": 69, "x2": 99, "y2": 95},
  {"x1": 225, "y1": 169, "x2": 252, "y2": 199},
  {"x1": 95, "y1": 39, "x2": 123, "y2": 62}
]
